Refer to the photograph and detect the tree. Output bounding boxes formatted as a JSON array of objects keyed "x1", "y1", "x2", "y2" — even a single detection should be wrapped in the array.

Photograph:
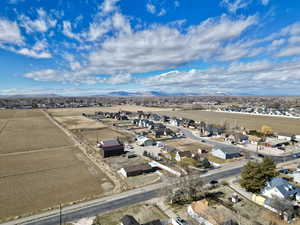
[
  {"x1": 268, "y1": 197, "x2": 295, "y2": 220},
  {"x1": 202, "y1": 158, "x2": 211, "y2": 168},
  {"x1": 261, "y1": 125, "x2": 273, "y2": 136},
  {"x1": 240, "y1": 158, "x2": 278, "y2": 193}
]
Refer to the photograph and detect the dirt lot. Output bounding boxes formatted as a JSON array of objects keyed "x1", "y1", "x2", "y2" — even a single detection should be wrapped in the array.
[
  {"x1": 47, "y1": 105, "x2": 172, "y2": 117},
  {"x1": 54, "y1": 116, "x2": 107, "y2": 130},
  {"x1": 164, "y1": 138, "x2": 213, "y2": 152},
  {"x1": 0, "y1": 116, "x2": 73, "y2": 154},
  {"x1": 0, "y1": 109, "x2": 114, "y2": 222},
  {"x1": 159, "y1": 110, "x2": 300, "y2": 134},
  {"x1": 72, "y1": 127, "x2": 135, "y2": 145},
  {"x1": 0, "y1": 109, "x2": 44, "y2": 119},
  {"x1": 87, "y1": 203, "x2": 168, "y2": 225}
]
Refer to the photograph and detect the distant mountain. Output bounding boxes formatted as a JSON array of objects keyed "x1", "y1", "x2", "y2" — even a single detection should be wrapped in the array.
[
  {"x1": 102, "y1": 91, "x2": 202, "y2": 97},
  {"x1": 0, "y1": 94, "x2": 61, "y2": 98}
]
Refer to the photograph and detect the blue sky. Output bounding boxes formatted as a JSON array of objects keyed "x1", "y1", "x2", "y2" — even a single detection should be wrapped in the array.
[{"x1": 0, "y1": 0, "x2": 300, "y2": 96}]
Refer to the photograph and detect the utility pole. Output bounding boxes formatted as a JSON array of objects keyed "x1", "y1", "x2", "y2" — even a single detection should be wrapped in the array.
[{"x1": 59, "y1": 203, "x2": 62, "y2": 225}]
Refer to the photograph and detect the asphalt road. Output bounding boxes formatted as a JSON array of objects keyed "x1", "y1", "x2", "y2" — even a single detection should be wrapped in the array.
[{"x1": 2, "y1": 166, "x2": 242, "y2": 225}]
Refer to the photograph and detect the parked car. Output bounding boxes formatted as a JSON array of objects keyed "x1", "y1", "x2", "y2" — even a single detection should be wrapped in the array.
[
  {"x1": 175, "y1": 216, "x2": 188, "y2": 225},
  {"x1": 257, "y1": 153, "x2": 265, "y2": 158},
  {"x1": 209, "y1": 180, "x2": 219, "y2": 185},
  {"x1": 293, "y1": 153, "x2": 300, "y2": 158},
  {"x1": 278, "y1": 169, "x2": 291, "y2": 174}
]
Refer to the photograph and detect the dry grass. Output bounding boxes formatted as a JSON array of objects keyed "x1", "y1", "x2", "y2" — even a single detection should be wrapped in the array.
[
  {"x1": 93, "y1": 203, "x2": 168, "y2": 225},
  {"x1": 0, "y1": 147, "x2": 114, "y2": 221},
  {"x1": 47, "y1": 105, "x2": 172, "y2": 117},
  {"x1": 159, "y1": 110, "x2": 300, "y2": 134},
  {"x1": 0, "y1": 116, "x2": 73, "y2": 154},
  {"x1": 54, "y1": 116, "x2": 107, "y2": 130},
  {"x1": 72, "y1": 127, "x2": 135, "y2": 145}
]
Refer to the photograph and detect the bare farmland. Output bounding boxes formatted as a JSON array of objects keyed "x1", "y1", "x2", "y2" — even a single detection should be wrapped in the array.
[
  {"x1": 54, "y1": 116, "x2": 107, "y2": 130},
  {"x1": 159, "y1": 110, "x2": 300, "y2": 134},
  {"x1": 0, "y1": 116, "x2": 73, "y2": 154},
  {"x1": 0, "y1": 109, "x2": 114, "y2": 222}
]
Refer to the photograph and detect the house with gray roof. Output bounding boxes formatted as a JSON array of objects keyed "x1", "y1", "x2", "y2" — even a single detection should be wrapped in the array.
[
  {"x1": 211, "y1": 147, "x2": 241, "y2": 160},
  {"x1": 262, "y1": 177, "x2": 300, "y2": 200}
]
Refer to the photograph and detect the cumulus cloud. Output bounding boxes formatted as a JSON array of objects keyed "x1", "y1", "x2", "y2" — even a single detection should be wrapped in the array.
[
  {"x1": 146, "y1": 3, "x2": 156, "y2": 14},
  {"x1": 19, "y1": 8, "x2": 56, "y2": 33},
  {"x1": 221, "y1": 0, "x2": 252, "y2": 13},
  {"x1": 0, "y1": 18, "x2": 23, "y2": 45},
  {"x1": 87, "y1": 15, "x2": 257, "y2": 75},
  {"x1": 100, "y1": 0, "x2": 120, "y2": 14},
  {"x1": 138, "y1": 59, "x2": 300, "y2": 94}
]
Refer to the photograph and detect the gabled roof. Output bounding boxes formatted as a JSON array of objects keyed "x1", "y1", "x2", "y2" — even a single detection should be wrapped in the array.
[
  {"x1": 215, "y1": 147, "x2": 240, "y2": 154},
  {"x1": 101, "y1": 139, "x2": 120, "y2": 146},
  {"x1": 264, "y1": 177, "x2": 300, "y2": 198},
  {"x1": 121, "y1": 215, "x2": 140, "y2": 225}
]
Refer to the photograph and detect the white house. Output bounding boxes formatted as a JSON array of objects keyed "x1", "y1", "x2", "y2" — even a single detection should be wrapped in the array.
[
  {"x1": 294, "y1": 168, "x2": 300, "y2": 184},
  {"x1": 262, "y1": 177, "x2": 300, "y2": 200},
  {"x1": 211, "y1": 148, "x2": 240, "y2": 160},
  {"x1": 136, "y1": 136, "x2": 155, "y2": 146},
  {"x1": 277, "y1": 133, "x2": 293, "y2": 141}
]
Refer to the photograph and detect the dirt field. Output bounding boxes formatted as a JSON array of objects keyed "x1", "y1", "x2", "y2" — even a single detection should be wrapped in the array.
[
  {"x1": 54, "y1": 116, "x2": 107, "y2": 130},
  {"x1": 159, "y1": 110, "x2": 300, "y2": 134},
  {"x1": 72, "y1": 127, "x2": 135, "y2": 145},
  {"x1": 47, "y1": 105, "x2": 172, "y2": 117},
  {"x1": 0, "y1": 109, "x2": 44, "y2": 119},
  {"x1": 0, "y1": 109, "x2": 114, "y2": 222},
  {"x1": 0, "y1": 116, "x2": 73, "y2": 154}
]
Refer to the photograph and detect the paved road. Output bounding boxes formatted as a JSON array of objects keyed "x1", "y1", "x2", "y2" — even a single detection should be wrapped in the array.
[{"x1": 1, "y1": 166, "x2": 242, "y2": 225}]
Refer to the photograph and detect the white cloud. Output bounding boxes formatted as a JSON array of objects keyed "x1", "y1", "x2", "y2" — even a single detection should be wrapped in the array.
[
  {"x1": 138, "y1": 59, "x2": 300, "y2": 94},
  {"x1": 19, "y1": 8, "x2": 56, "y2": 33},
  {"x1": 0, "y1": 18, "x2": 23, "y2": 45},
  {"x1": 87, "y1": 18, "x2": 111, "y2": 41},
  {"x1": 87, "y1": 15, "x2": 256, "y2": 75},
  {"x1": 62, "y1": 21, "x2": 81, "y2": 40},
  {"x1": 24, "y1": 15, "x2": 257, "y2": 85},
  {"x1": 17, "y1": 48, "x2": 52, "y2": 58},
  {"x1": 221, "y1": 0, "x2": 252, "y2": 13},
  {"x1": 276, "y1": 46, "x2": 300, "y2": 57},
  {"x1": 100, "y1": 0, "x2": 120, "y2": 14},
  {"x1": 261, "y1": 0, "x2": 269, "y2": 6},
  {"x1": 146, "y1": 3, "x2": 156, "y2": 14},
  {"x1": 158, "y1": 8, "x2": 167, "y2": 16}
]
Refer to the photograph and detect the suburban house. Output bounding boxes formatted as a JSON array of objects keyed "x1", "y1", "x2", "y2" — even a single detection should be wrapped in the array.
[
  {"x1": 261, "y1": 177, "x2": 300, "y2": 200},
  {"x1": 293, "y1": 167, "x2": 300, "y2": 184},
  {"x1": 277, "y1": 133, "x2": 294, "y2": 141},
  {"x1": 175, "y1": 151, "x2": 192, "y2": 161},
  {"x1": 99, "y1": 139, "x2": 125, "y2": 158},
  {"x1": 120, "y1": 215, "x2": 163, "y2": 225},
  {"x1": 170, "y1": 118, "x2": 180, "y2": 126},
  {"x1": 136, "y1": 136, "x2": 155, "y2": 146},
  {"x1": 187, "y1": 199, "x2": 238, "y2": 225},
  {"x1": 211, "y1": 147, "x2": 241, "y2": 160},
  {"x1": 264, "y1": 198, "x2": 295, "y2": 222},
  {"x1": 119, "y1": 163, "x2": 157, "y2": 177}
]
